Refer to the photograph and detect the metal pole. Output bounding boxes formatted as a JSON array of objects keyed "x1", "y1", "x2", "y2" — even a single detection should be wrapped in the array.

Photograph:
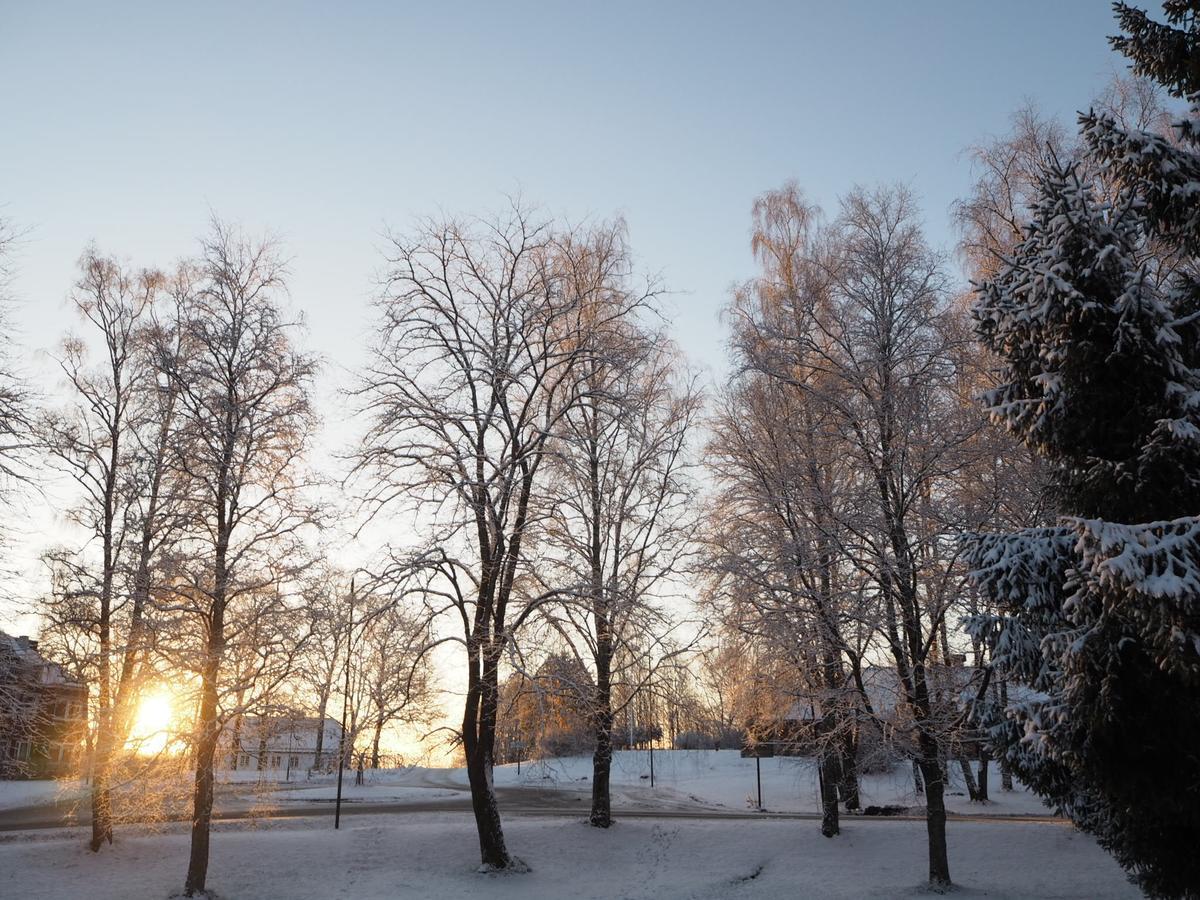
[
  {"x1": 334, "y1": 581, "x2": 355, "y2": 830},
  {"x1": 756, "y1": 755, "x2": 762, "y2": 809},
  {"x1": 650, "y1": 738, "x2": 655, "y2": 788}
]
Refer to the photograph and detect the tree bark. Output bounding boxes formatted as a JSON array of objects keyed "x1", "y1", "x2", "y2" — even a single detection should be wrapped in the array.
[
  {"x1": 313, "y1": 693, "x2": 328, "y2": 770},
  {"x1": 463, "y1": 641, "x2": 511, "y2": 869},
  {"x1": 819, "y1": 751, "x2": 842, "y2": 837},
  {"x1": 958, "y1": 756, "x2": 980, "y2": 802},
  {"x1": 590, "y1": 700, "x2": 615, "y2": 827},
  {"x1": 88, "y1": 724, "x2": 114, "y2": 852},
  {"x1": 918, "y1": 733, "x2": 951, "y2": 889},
  {"x1": 371, "y1": 718, "x2": 383, "y2": 769},
  {"x1": 976, "y1": 742, "x2": 990, "y2": 802},
  {"x1": 184, "y1": 620, "x2": 224, "y2": 896},
  {"x1": 999, "y1": 680, "x2": 1013, "y2": 791},
  {"x1": 183, "y1": 528, "x2": 228, "y2": 897},
  {"x1": 839, "y1": 731, "x2": 860, "y2": 810},
  {"x1": 89, "y1": 436, "x2": 119, "y2": 853}
]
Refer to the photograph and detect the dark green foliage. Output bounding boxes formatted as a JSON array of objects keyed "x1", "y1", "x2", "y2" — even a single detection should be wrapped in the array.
[{"x1": 969, "y1": 4, "x2": 1200, "y2": 897}]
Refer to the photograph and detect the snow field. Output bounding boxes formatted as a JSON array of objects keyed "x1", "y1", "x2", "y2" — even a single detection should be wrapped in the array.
[
  {"x1": 257, "y1": 750, "x2": 1052, "y2": 818},
  {"x1": 0, "y1": 812, "x2": 1139, "y2": 900}
]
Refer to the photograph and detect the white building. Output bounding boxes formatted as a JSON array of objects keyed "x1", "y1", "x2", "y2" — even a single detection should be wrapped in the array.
[{"x1": 220, "y1": 716, "x2": 344, "y2": 774}]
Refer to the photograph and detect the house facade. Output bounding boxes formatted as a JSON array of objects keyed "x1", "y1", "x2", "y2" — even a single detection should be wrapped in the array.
[
  {"x1": 0, "y1": 632, "x2": 88, "y2": 779},
  {"x1": 220, "y1": 715, "x2": 344, "y2": 775}
]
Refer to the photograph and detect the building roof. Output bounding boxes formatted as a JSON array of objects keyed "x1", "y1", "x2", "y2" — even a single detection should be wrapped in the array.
[{"x1": 0, "y1": 632, "x2": 85, "y2": 688}]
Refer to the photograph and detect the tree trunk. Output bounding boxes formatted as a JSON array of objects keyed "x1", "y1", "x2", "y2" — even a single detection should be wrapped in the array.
[
  {"x1": 89, "y1": 486, "x2": 117, "y2": 853},
  {"x1": 999, "y1": 680, "x2": 1013, "y2": 791},
  {"x1": 912, "y1": 759, "x2": 924, "y2": 794},
  {"x1": 371, "y1": 718, "x2": 383, "y2": 769},
  {"x1": 590, "y1": 703, "x2": 614, "y2": 827},
  {"x1": 819, "y1": 751, "x2": 841, "y2": 837},
  {"x1": 839, "y1": 731, "x2": 860, "y2": 811},
  {"x1": 918, "y1": 734, "x2": 951, "y2": 889},
  {"x1": 184, "y1": 637, "x2": 223, "y2": 896},
  {"x1": 589, "y1": 580, "x2": 615, "y2": 828},
  {"x1": 313, "y1": 693, "x2": 328, "y2": 770},
  {"x1": 958, "y1": 756, "x2": 980, "y2": 802},
  {"x1": 463, "y1": 642, "x2": 511, "y2": 869},
  {"x1": 184, "y1": 524, "x2": 228, "y2": 898},
  {"x1": 89, "y1": 727, "x2": 114, "y2": 851},
  {"x1": 976, "y1": 743, "x2": 990, "y2": 802}
]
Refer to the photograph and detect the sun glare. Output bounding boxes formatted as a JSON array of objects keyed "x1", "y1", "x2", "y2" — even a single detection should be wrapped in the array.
[{"x1": 127, "y1": 690, "x2": 175, "y2": 756}]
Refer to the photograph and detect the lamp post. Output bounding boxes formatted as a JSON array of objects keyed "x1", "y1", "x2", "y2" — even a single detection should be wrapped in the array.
[
  {"x1": 334, "y1": 580, "x2": 356, "y2": 830},
  {"x1": 756, "y1": 754, "x2": 762, "y2": 810}
]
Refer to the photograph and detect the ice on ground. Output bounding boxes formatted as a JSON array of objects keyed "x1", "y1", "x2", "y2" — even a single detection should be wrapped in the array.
[{"x1": 0, "y1": 812, "x2": 1138, "y2": 899}]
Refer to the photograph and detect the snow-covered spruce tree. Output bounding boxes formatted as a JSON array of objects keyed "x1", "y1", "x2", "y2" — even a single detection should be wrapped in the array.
[{"x1": 969, "y1": 8, "x2": 1200, "y2": 893}]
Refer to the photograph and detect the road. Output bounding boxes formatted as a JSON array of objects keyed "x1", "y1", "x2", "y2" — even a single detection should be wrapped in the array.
[{"x1": 0, "y1": 781, "x2": 1067, "y2": 833}]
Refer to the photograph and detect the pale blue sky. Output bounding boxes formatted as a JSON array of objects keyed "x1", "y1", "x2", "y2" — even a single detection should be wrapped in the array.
[{"x1": 0, "y1": 0, "x2": 1125, "y2": 628}]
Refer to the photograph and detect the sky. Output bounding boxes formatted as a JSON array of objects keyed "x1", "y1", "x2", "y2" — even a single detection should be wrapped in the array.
[{"x1": 0, "y1": 0, "x2": 1126, "y2": 636}]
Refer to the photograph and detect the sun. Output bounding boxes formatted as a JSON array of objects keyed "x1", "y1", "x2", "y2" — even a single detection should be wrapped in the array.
[{"x1": 127, "y1": 690, "x2": 175, "y2": 756}]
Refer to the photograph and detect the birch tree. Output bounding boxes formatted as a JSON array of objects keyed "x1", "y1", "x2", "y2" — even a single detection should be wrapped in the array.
[
  {"x1": 37, "y1": 250, "x2": 187, "y2": 851},
  {"x1": 709, "y1": 185, "x2": 870, "y2": 837},
  {"x1": 166, "y1": 221, "x2": 318, "y2": 897},
  {"x1": 724, "y1": 183, "x2": 983, "y2": 886}
]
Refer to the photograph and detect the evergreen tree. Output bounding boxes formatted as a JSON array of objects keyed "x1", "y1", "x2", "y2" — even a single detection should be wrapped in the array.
[{"x1": 969, "y1": 4, "x2": 1200, "y2": 897}]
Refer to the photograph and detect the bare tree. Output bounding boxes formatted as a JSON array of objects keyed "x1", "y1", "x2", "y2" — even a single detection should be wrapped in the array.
[
  {"x1": 953, "y1": 74, "x2": 1171, "y2": 283},
  {"x1": 726, "y1": 183, "x2": 985, "y2": 887},
  {"x1": 37, "y1": 250, "x2": 173, "y2": 851},
  {"x1": 0, "y1": 216, "x2": 34, "y2": 498},
  {"x1": 536, "y1": 311, "x2": 701, "y2": 827},
  {"x1": 818, "y1": 186, "x2": 981, "y2": 886},
  {"x1": 294, "y1": 566, "x2": 349, "y2": 771},
  {"x1": 163, "y1": 220, "x2": 318, "y2": 897},
  {"x1": 359, "y1": 602, "x2": 437, "y2": 768},
  {"x1": 709, "y1": 184, "x2": 871, "y2": 837},
  {"x1": 0, "y1": 217, "x2": 38, "y2": 770},
  {"x1": 355, "y1": 205, "x2": 641, "y2": 869}
]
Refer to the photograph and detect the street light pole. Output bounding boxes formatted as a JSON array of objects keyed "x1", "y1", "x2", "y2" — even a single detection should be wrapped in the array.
[
  {"x1": 756, "y1": 755, "x2": 762, "y2": 810},
  {"x1": 334, "y1": 580, "x2": 356, "y2": 830}
]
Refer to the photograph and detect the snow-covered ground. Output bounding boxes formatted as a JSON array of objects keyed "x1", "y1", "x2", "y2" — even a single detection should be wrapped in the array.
[
  {"x1": 252, "y1": 750, "x2": 1052, "y2": 817},
  {"x1": 0, "y1": 778, "x2": 84, "y2": 811},
  {"x1": 0, "y1": 812, "x2": 1138, "y2": 899},
  {"x1": 0, "y1": 751, "x2": 1047, "y2": 817}
]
